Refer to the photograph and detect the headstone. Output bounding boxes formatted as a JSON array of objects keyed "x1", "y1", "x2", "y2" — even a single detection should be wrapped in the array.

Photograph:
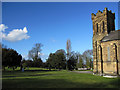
[{"x1": 22, "y1": 68, "x2": 24, "y2": 72}]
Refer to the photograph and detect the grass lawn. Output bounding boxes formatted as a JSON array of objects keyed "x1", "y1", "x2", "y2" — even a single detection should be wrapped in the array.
[{"x1": 2, "y1": 67, "x2": 120, "y2": 88}]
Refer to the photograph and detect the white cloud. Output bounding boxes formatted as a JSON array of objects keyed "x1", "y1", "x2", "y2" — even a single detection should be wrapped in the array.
[
  {"x1": 52, "y1": 39, "x2": 56, "y2": 42},
  {"x1": 41, "y1": 53, "x2": 48, "y2": 62},
  {"x1": 38, "y1": 52, "x2": 44, "y2": 56},
  {"x1": 50, "y1": 38, "x2": 56, "y2": 43},
  {"x1": 0, "y1": 24, "x2": 30, "y2": 42},
  {"x1": 0, "y1": 24, "x2": 8, "y2": 32},
  {"x1": 37, "y1": 52, "x2": 48, "y2": 62},
  {"x1": 22, "y1": 54, "x2": 28, "y2": 59}
]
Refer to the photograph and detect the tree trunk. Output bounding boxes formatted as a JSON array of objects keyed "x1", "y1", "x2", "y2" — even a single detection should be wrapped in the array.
[
  {"x1": 20, "y1": 65, "x2": 23, "y2": 71},
  {"x1": 3, "y1": 66, "x2": 5, "y2": 71},
  {"x1": 49, "y1": 67, "x2": 51, "y2": 71},
  {"x1": 13, "y1": 67, "x2": 15, "y2": 70}
]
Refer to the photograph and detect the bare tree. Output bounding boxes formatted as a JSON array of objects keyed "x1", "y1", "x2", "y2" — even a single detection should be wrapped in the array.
[
  {"x1": 82, "y1": 49, "x2": 93, "y2": 69},
  {"x1": 1, "y1": 43, "x2": 7, "y2": 49},
  {"x1": 28, "y1": 43, "x2": 43, "y2": 60}
]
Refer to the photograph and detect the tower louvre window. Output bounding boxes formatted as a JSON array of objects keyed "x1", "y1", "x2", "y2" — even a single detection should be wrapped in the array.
[{"x1": 96, "y1": 23, "x2": 98, "y2": 33}]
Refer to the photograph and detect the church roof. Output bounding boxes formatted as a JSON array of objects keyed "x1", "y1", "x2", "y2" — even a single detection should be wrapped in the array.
[{"x1": 101, "y1": 30, "x2": 120, "y2": 42}]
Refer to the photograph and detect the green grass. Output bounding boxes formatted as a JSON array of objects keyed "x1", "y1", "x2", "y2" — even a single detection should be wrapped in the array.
[
  {"x1": 4, "y1": 67, "x2": 52, "y2": 71},
  {"x1": 2, "y1": 67, "x2": 120, "y2": 88},
  {"x1": 75, "y1": 69, "x2": 93, "y2": 71}
]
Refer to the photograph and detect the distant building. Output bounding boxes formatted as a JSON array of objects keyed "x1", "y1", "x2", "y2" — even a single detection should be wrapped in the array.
[{"x1": 91, "y1": 8, "x2": 120, "y2": 76}]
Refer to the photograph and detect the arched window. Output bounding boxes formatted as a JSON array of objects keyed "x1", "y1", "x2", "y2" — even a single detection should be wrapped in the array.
[
  {"x1": 107, "y1": 47, "x2": 110, "y2": 61},
  {"x1": 95, "y1": 41, "x2": 98, "y2": 72},
  {"x1": 113, "y1": 43, "x2": 119, "y2": 75},
  {"x1": 102, "y1": 21, "x2": 105, "y2": 33},
  {"x1": 100, "y1": 25, "x2": 101, "y2": 32},
  {"x1": 95, "y1": 41, "x2": 97, "y2": 60},
  {"x1": 98, "y1": 45, "x2": 102, "y2": 60},
  {"x1": 98, "y1": 45, "x2": 103, "y2": 74},
  {"x1": 113, "y1": 43, "x2": 117, "y2": 60}
]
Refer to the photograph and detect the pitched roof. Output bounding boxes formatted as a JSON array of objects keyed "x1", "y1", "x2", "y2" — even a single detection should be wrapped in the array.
[{"x1": 101, "y1": 30, "x2": 120, "y2": 42}]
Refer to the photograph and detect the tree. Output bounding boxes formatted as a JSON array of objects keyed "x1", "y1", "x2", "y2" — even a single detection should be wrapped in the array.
[
  {"x1": 55, "y1": 50, "x2": 66, "y2": 70},
  {"x1": 67, "y1": 55, "x2": 77, "y2": 71},
  {"x1": 2, "y1": 48, "x2": 8, "y2": 70},
  {"x1": 86, "y1": 57, "x2": 90, "y2": 68},
  {"x1": 0, "y1": 43, "x2": 2, "y2": 70},
  {"x1": 46, "y1": 53, "x2": 53, "y2": 70},
  {"x1": 21, "y1": 59, "x2": 34, "y2": 69},
  {"x1": 33, "y1": 58, "x2": 43, "y2": 67},
  {"x1": 82, "y1": 49, "x2": 93, "y2": 69},
  {"x1": 66, "y1": 39, "x2": 71, "y2": 69},
  {"x1": 28, "y1": 43, "x2": 43, "y2": 61},
  {"x1": 21, "y1": 58, "x2": 43, "y2": 68},
  {"x1": 55, "y1": 49, "x2": 66, "y2": 55},
  {"x1": 66, "y1": 51, "x2": 79, "y2": 70},
  {"x1": 42, "y1": 62, "x2": 46, "y2": 68},
  {"x1": 20, "y1": 58, "x2": 25, "y2": 70},
  {"x1": 77, "y1": 54, "x2": 83, "y2": 68},
  {"x1": 2, "y1": 43, "x2": 7, "y2": 48},
  {"x1": 26, "y1": 60, "x2": 34, "y2": 67},
  {"x1": 46, "y1": 49, "x2": 66, "y2": 70},
  {"x1": 2, "y1": 48, "x2": 22, "y2": 70},
  {"x1": 66, "y1": 39, "x2": 71, "y2": 59}
]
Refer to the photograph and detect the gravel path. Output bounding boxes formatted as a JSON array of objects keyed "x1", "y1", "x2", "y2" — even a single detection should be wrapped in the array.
[{"x1": 71, "y1": 71, "x2": 93, "y2": 74}]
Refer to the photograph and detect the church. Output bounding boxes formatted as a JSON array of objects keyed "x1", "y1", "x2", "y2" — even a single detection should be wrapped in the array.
[{"x1": 91, "y1": 8, "x2": 120, "y2": 76}]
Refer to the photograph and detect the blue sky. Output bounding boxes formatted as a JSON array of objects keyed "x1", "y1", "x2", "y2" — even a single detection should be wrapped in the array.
[{"x1": 2, "y1": 2, "x2": 118, "y2": 62}]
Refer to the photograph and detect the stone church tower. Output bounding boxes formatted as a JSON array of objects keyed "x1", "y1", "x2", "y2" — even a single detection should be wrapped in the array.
[{"x1": 92, "y1": 8, "x2": 120, "y2": 76}]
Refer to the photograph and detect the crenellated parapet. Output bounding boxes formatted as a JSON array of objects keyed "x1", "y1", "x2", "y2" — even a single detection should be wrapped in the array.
[
  {"x1": 91, "y1": 8, "x2": 115, "y2": 36},
  {"x1": 91, "y1": 8, "x2": 115, "y2": 20}
]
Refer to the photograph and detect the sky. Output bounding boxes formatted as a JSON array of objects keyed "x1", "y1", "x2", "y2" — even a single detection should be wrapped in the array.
[{"x1": 1, "y1": 2, "x2": 119, "y2": 62}]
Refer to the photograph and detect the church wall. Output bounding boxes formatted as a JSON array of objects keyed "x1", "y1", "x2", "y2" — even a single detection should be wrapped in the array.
[
  {"x1": 101, "y1": 40, "x2": 120, "y2": 75},
  {"x1": 118, "y1": 41, "x2": 120, "y2": 74},
  {"x1": 92, "y1": 8, "x2": 119, "y2": 75}
]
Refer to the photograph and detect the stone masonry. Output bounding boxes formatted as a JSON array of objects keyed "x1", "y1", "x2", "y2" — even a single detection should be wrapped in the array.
[{"x1": 91, "y1": 8, "x2": 120, "y2": 76}]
